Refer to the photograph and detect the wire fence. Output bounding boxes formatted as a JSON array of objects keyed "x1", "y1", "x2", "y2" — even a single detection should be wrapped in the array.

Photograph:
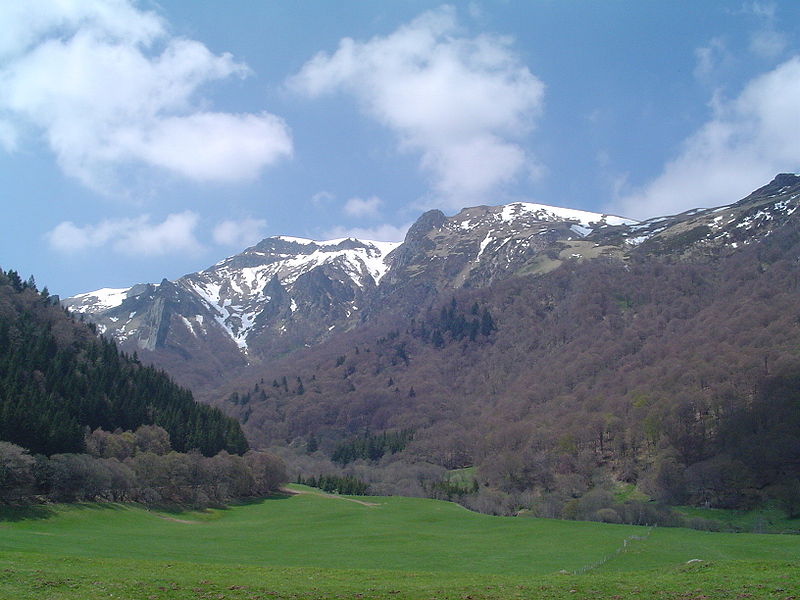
[{"x1": 572, "y1": 526, "x2": 654, "y2": 574}]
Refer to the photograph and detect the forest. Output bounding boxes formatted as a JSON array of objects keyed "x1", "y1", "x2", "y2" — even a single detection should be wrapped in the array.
[
  {"x1": 213, "y1": 215, "x2": 800, "y2": 521},
  {"x1": 0, "y1": 267, "x2": 287, "y2": 507},
  {"x1": 0, "y1": 268, "x2": 248, "y2": 457}
]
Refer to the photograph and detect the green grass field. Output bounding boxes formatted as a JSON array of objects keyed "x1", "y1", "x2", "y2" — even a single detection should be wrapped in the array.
[
  {"x1": 1, "y1": 486, "x2": 798, "y2": 599},
  {"x1": 675, "y1": 504, "x2": 800, "y2": 534}
]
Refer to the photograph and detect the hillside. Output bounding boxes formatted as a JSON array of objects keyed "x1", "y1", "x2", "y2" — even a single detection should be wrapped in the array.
[
  {"x1": 67, "y1": 174, "x2": 800, "y2": 390},
  {"x1": 65, "y1": 174, "x2": 800, "y2": 515},
  {"x1": 0, "y1": 268, "x2": 248, "y2": 456},
  {"x1": 216, "y1": 175, "x2": 800, "y2": 514}
]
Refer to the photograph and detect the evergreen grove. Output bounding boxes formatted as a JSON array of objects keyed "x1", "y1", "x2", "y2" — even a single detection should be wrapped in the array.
[{"x1": 0, "y1": 268, "x2": 248, "y2": 457}]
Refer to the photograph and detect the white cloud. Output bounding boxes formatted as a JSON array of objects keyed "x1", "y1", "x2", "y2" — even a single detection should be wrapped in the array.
[
  {"x1": 46, "y1": 211, "x2": 202, "y2": 256},
  {"x1": 612, "y1": 57, "x2": 800, "y2": 219},
  {"x1": 741, "y1": 1, "x2": 776, "y2": 20},
  {"x1": 737, "y1": 2, "x2": 788, "y2": 59},
  {"x1": 324, "y1": 222, "x2": 412, "y2": 243},
  {"x1": 344, "y1": 196, "x2": 382, "y2": 218},
  {"x1": 0, "y1": 0, "x2": 163, "y2": 60},
  {"x1": 212, "y1": 217, "x2": 267, "y2": 248},
  {"x1": 0, "y1": 119, "x2": 16, "y2": 151},
  {"x1": 288, "y1": 5, "x2": 544, "y2": 209},
  {"x1": 749, "y1": 28, "x2": 787, "y2": 59},
  {"x1": 694, "y1": 37, "x2": 728, "y2": 83},
  {"x1": 311, "y1": 190, "x2": 335, "y2": 204},
  {"x1": 0, "y1": 0, "x2": 292, "y2": 191}
]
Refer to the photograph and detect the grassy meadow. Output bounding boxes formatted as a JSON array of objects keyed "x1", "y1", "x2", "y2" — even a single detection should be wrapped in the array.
[{"x1": 1, "y1": 485, "x2": 798, "y2": 599}]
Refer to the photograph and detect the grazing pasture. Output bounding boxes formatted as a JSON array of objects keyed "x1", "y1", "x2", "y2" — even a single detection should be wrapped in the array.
[{"x1": 1, "y1": 486, "x2": 798, "y2": 599}]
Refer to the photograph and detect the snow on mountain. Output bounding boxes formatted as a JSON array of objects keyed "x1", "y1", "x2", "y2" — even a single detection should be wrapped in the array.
[
  {"x1": 497, "y1": 202, "x2": 636, "y2": 230},
  {"x1": 65, "y1": 202, "x2": 638, "y2": 353},
  {"x1": 68, "y1": 287, "x2": 133, "y2": 314},
  {"x1": 443, "y1": 202, "x2": 639, "y2": 259},
  {"x1": 180, "y1": 236, "x2": 400, "y2": 348},
  {"x1": 61, "y1": 174, "x2": 800, "y2": 392},
  {"x1": 65, "y1": 236, "x2": 400, "y2": 352}
]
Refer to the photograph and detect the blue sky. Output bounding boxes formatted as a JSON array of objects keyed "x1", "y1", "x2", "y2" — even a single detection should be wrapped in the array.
[{"x1": 1, "y1": 1, "x2": 799, "y2": 297}]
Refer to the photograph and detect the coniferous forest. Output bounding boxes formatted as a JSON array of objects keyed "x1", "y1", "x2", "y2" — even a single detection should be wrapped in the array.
[{"x1": 0, "y1": 267, "x2": 248, "y2": 457}]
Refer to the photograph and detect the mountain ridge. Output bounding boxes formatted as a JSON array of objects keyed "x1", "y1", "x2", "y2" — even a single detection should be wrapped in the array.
[{"x1": 64, "y1": 174, "x2": 800, "y2": 391}]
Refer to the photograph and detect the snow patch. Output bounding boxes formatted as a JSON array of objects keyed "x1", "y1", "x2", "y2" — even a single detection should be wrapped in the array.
[
  {"x1": 570, "y1": 224, "x2": 592, "y2": 237},
  {"x1": 625, "y1": 236, "x2": 648, "y2": 246},
  {"x1": 477, "y1": 232, "x2": 495, "y2": 260},
  {"x1": 499, "y1": 202, "x2": 636, "y2": 229},
  {"x1": 178, "y1": 315, "x2": 197, "y2": 337},
  {"x1": 275, "y1": 236, "x2": 316, "y2": 245},
  {"x1": 70, "y1": 287, "x2": 131, "y2": 312}
]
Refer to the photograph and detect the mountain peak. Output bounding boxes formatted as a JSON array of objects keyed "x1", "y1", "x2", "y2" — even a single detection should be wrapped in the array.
[
  {"x1": 745, "y1": 172, "x2": 800, "y2": 201},
  {"x1": 450, "y1": 201, "x2": 637, "y2": 234},
  {"x1": 404, "y1": 210, "x2": 447, "y2": 243},
  {"x1": 63, "y1": 174, "x2": 800, "y2": 387}
]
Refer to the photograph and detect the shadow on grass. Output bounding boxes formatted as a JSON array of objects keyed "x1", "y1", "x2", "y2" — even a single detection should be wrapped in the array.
[
  {"x1": 1, "y1": 501, "x2": 133, "y2": 522},
  {"x1": 0, "y1": 492, "x2": 294, "y2": 522},
  {"x1": 146, "y1": 493, "x2": 294, "y2": 518},
  {"x1": 0, "y1": 504, "x2": 55, "y2": 522},
  {"x1": 67, "y1": 502, "x2": 128, "y2": 512}
]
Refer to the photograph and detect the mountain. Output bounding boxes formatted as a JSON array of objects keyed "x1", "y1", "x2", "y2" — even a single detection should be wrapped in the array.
[
  {"x1": 64, "y1": 174, "x2": 800, "y2": 514},
  {"x1": 64, "y1": 237, "x2": 400, "y2": 389},
  {"x1": 204, "y1": 174, "x2": 800, "y2": 515},
  {"x1": 66, "y1": 174, "x2": 800, "y2": 393},
  {"x1": 64, "y1": 201, "x2": 644, "y2": 384}
]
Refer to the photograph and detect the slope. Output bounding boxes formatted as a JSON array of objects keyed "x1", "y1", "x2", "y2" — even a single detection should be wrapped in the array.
[
  {"x1": 213, "y1": 176, "x2": 800, "y2": 511},
  {"x1": 0, "y1": 268, "x2": 247, "y2": 456}
]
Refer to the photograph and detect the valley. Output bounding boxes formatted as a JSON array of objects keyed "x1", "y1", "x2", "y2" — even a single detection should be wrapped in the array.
[
  {"x1": 62, "y1": 174, "x2": 800, "y2": 521},
  {"x1": 4, "y1": 4, "x2": 800, "y2": 598}
]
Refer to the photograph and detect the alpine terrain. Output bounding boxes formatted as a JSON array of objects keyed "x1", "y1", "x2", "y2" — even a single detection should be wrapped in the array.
[{"x1": 66, "y1": 174, "x2": 800, "y2": 519}]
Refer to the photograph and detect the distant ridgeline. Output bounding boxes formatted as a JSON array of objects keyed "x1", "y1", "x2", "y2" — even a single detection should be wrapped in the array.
[{"x1": 0, "y1": 268, "x2": 248, "y2": 457}]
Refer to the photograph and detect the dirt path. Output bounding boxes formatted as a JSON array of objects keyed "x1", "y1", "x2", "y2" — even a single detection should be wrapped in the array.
[
  {"x1": 281, "y1": 487, "x2": 381, "y2": 507},
  {"x1": 153, "y1": 514, "x2": 199, "y2": 524}
]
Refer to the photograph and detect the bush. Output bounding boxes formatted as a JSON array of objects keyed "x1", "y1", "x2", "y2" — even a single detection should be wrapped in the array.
[
  {"x1": 0, "y1": 442, "x2": 35, "y2": 501},
  {"x1": 595, "y1": 507, "x2": 622, "y2": 523},
  {"x1": 685, "y1": 516, "x2": 723, "y2": 532}
]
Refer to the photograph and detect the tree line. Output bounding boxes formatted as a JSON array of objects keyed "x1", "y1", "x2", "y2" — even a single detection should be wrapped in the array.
[
  {"x1": 296, "y1": 473, "x2": 369, "y2": 496},
  {"x1": 0, "y1": 425, "x2": 286, "y2": 506}
]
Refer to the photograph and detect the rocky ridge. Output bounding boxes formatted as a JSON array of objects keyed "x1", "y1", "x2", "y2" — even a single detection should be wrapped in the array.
[{"x1": 65, "y1": 174, "x2": 800, "y2": 388}]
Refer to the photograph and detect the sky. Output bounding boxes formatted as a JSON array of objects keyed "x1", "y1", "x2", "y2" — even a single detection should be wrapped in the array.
[{"x1": 1, "y1": 1, "x2": 799, "y2": 298}]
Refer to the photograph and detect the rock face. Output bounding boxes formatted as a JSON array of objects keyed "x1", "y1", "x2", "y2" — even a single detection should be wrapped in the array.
[
  {"x1": 64, "y1": 174, "x2": 800, "y2": 388},
  {"x1": 64, "y1": 237, "x2": 400, "y2": 386}
]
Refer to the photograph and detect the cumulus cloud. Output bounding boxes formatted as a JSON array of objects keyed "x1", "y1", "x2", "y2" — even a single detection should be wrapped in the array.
[
  {"x1": 46, "y1": 211, "x2": 202, "y2": 256},
  {"x1": 344, "y1": 196, "x2": 382, "y2": 218},
  {"x1": 288, "y1": 5, "x2": 544, "y2": 208},
  {"x1": 212, "y1": 217, "x2": 268, "y2": 248},
  {"x1": 0, "y1": 0, "x2": 292, "y2": 191},
  {"x1": 324, "y1": 222, "x2": 412, "y2": 243},
  {"x1": 611, "y1": 57, "x2": 800, "y2": 219}
]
